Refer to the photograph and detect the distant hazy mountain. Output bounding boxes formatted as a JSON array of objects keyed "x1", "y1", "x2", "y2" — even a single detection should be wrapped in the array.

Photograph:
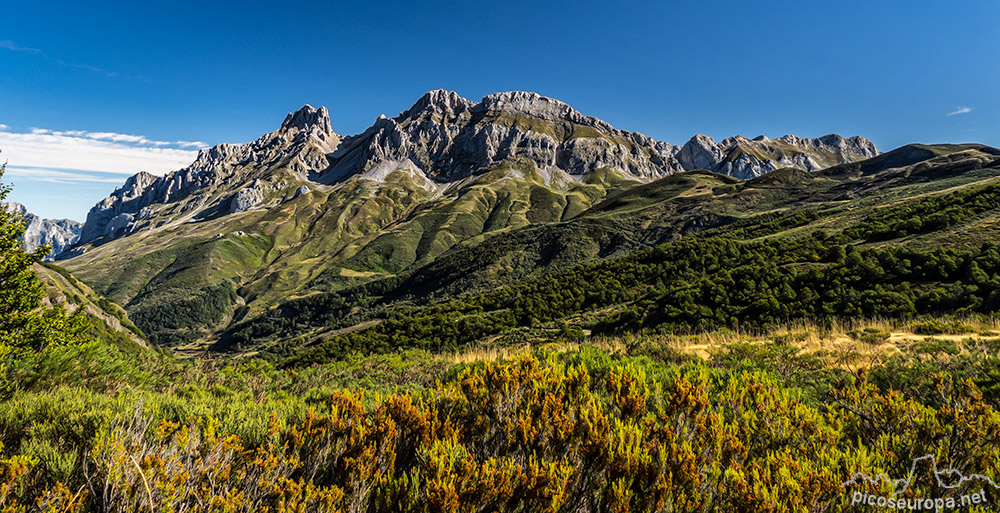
[
  {"x1": 58, "y1": 90, "x2": 883, "y2": 346},
  {"x1": 676, "y1": 133, "x2": 877, "y2": 179},
  {"x1": 2, "y1": 202, "x2": 82, "y2": 259}
]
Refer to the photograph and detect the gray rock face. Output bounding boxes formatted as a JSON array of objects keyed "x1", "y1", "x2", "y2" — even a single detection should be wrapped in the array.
[
  {"x1": 228, "y1": 185, "x2": 265, "y2": 213},
  {"x1": 2, "y1": 202, "x2": 82, "y2": 259},
  {"x1": 677, "y1": 133, "x2": 879, "y2": 179},
  {"x1": 77, "y1": 105, "x2": 340, "y2": 245},
  {"x1": 677, "y1": 135, "x2": 725, "y2": 171},
  {"x1": 78, "y1": 171, "x2": 160, "y2": 243},
  {"x1": 282, "y1": 104, "x2": 332, "y2": 132},
  {"x1": 320, "y1": 89, "x2": 683, "y2": 184}
]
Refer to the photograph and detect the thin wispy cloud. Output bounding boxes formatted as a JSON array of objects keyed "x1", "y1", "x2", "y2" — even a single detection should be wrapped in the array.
[
  {"x1": 0, "y1": 126, "x2": 204, "y2": 178},
  {"x1": 947, "y1": 106, "x2": 972, "y2": 116},
  {"x1": 57, "y1": 60, "x2": 118, "y2": 78},
  {"x1": 2, "y1": 39, "x2": 145, "y2": 81},
  {"x1": 0, "y1": 40, "x2": 42, "y2": 54}
]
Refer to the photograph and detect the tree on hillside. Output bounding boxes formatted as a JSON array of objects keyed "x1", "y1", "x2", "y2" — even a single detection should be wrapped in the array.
[{"x1": 0, "y1": 156, "x2": 87, "y2": 393}]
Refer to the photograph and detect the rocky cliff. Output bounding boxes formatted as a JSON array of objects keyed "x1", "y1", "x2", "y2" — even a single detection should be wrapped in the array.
[{"x1": 319, "y1": 90, "x2": 683, "y2": 184}]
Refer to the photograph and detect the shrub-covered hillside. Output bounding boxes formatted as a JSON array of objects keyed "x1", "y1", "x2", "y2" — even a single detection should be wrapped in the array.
[{"x1": 3, "y1": 331, "x2": 1000, "y2": 512}]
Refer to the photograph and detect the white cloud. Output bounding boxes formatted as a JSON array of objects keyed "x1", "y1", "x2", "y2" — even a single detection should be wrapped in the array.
[
  {"x1": 0, "y1": 124, "x2": 8, "y2": 130},
  {"x1": 20, "y1": 128, "x2": 208, "y2": 149},
  {"x1": 2, "y1": 166, "x2": 135, "y2": 184},
  {"x1": 947, "y1": 106, "x2": 972, "y2": 116},
  {"x1": 0, "y1": 127, "x2": 206, "y2": 176},
  {"x1": 175, "y1": 140, "x2": 208, "y2": 148},
  {"x1": 58, "y1": 61, "x2": 117, "y2": 77}
]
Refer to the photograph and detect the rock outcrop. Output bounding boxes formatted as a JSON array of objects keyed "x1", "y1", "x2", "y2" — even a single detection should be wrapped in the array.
[
  {"x1": 677, "y1": 134, "x2": 725, "y2": 171},
  {"x1": 228, "y1": 184, "x2": 266, "y2": 213}
]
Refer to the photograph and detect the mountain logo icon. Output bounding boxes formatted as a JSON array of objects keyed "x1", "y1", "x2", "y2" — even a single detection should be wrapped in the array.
[
  {"x1": 843, "y1": 454, "x2": 1000, "y2": 496},
  {"x1": 843, "y1": 455, "x2": 998, "y2": 510}
]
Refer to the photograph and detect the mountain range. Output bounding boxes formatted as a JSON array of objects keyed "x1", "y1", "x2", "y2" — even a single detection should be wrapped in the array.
[
  {"x1": 32, "y1": 90, "x2": 1000, "y2": 355},
  {"x1": 68, "y1": 90, "x2": 878, "y2": 249}
]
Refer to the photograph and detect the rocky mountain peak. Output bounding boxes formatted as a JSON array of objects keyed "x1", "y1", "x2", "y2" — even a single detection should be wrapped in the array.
[
  {"x1": 116, "y1": 171, "x2": 159, "y2": 198},
  {"x1": 281, "y1": 104, "x2": 332, "y2": 133},
  {"x1": 4, "y1": 201, "x2": 27, "y2": 215},
  {"x1": 319, "y1": 89, "x2": 683, "y2": 184},
  {"x1": 678, "y1": 135, "x2": 724, "y2": 170},
  {"x1": 77, "y1": 104, "x2": 341, "y2": 246},
  {"x1": 677, "y1": 132, "x2": 879, "y2": 179},
  {"x1": 476, "y1": 91, "x2": 589, "y2": 125},
  {"x1": 402, "y1": 90, "x2": 475, "y2": 120},
  {"x1": 71, "y1": 89, "x2": 884, "y2": 250},
  {"x1": 719, "y1": 135, "x2": 752, "y2": 148},
  {"x1": 816, "y1": 134, "x2": 847, "y2": 145},
  {"x1": 777, "y1": 133, "x2": 879, "y2": 157}
]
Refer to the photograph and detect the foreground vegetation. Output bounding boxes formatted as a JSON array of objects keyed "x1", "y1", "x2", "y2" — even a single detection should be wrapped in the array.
[{"x1": 3, "y1": 325, "x2": 1000, "y2": 512}]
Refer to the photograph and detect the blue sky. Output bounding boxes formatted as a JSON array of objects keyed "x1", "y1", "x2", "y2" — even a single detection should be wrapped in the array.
[{"x1": 1, "y1": 0, "x2": 997, "y2": 220}]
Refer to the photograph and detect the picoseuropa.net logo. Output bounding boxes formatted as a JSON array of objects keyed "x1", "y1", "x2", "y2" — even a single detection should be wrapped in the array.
[{"x1": 843, "y1": 455, "x2": 999, "y2": 510}]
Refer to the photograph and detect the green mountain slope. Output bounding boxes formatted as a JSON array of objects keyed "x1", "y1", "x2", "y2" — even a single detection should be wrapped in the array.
[
  {"x1": 61, "y1": 160, "x2": 635, "y2": 346},
  {"x1": 213, "y1": 143, "x2": 1000, "y2": 363},
  {"x1": 35, "y1": 263, "x2": 148, "y2": 353}
]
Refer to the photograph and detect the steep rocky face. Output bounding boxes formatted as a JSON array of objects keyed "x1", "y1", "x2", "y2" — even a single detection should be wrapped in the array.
[
  {"x1": 677, "y1": 133, "x2": 879, "y2": 179},
  {"x1": 3, "y1": 202, "x2": 82, "y2": 258},
  {"x1": 676, "y1": 134, "x2": 724, "y2": 171},
  {"x1": 320, "y1": 90, "x2": 683, "y2": 184},
  {"x1": 77, "y1": 105, "x2": 339, "y2": 245}
]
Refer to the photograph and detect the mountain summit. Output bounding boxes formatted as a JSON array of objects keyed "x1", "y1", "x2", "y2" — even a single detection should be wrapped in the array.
[
  {"x1": 318, "y1": 89, "x2": 683, "y2": 185},
  {"x1": 280, "y1": 104, "x2": 332, "y2": 132},
  {"x1": 75, "y1": 104, "x2": 341, "y2": 246},
  {"x1": 677, "y1": 133, "x2": 878, "y2": 179}
]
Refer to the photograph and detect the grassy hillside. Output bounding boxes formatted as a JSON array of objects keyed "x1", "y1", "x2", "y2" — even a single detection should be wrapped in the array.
[
  {"x1": 35, "y1": 263, "x2": 147, "y2": 354},
  {"x1": 57, "y1": 142, "x2": 1000, "y2": 356},
  {"x1": 214, "y1": 144, "x2": 1000, "y2": 362},
  {"x1": 60, "y1": 159, "x2": 633, "y2": 347}
]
